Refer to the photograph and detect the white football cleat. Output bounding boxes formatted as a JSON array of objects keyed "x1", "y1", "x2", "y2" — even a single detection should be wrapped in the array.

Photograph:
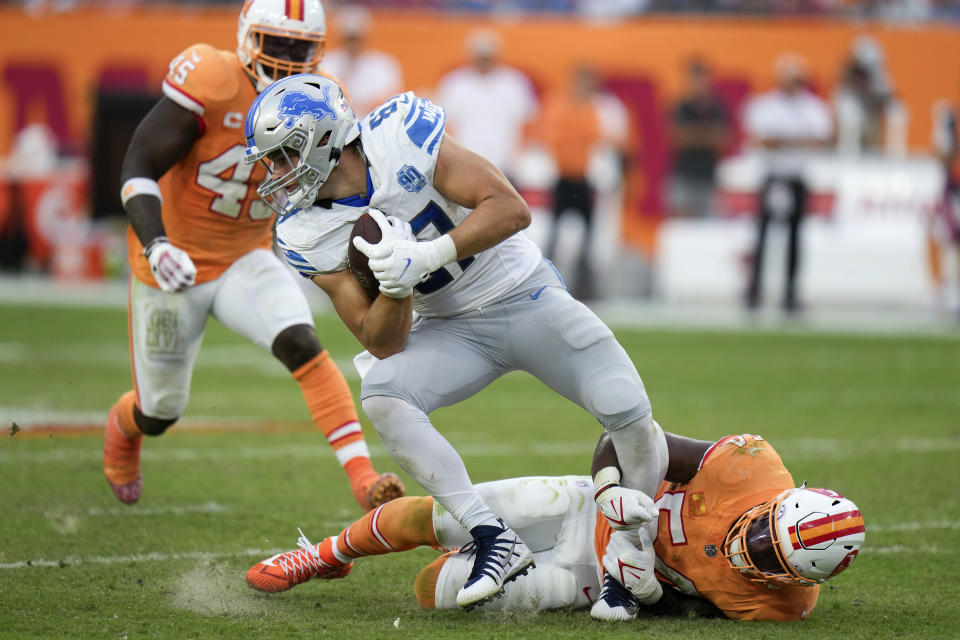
[
  {"x1": 602, "y1": 528, "x2": 663, "y2": 605},
  {"x1": 590, "y1": 571, "x2": 639, "y2": 621},
  {"x1": 455, "y1": 518, "x2": 535, "y2": 610}
]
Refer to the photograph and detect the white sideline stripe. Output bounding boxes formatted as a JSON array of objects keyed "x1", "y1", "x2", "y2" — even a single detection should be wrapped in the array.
[
  {"x1": 84, "y1": 502, "x2": 228, "y2": 517},
  {"x1": 3, "y1": 436, "x2": 959, "y2": 465},
  {"x1": 868, "y1": 520, "x2": 960, "y2": 532},
  {"x1": 0, "y1": 542, "x2": 949, "y2": 571}
]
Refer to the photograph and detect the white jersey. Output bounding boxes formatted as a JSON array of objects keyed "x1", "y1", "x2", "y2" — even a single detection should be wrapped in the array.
[{"x1": 275, "y1": 91, "x2": 543, "y2": 318}]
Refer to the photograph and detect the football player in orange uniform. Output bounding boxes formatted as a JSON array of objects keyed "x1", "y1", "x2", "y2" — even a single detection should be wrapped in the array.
[
  {"x1": 240, "y1": 431, "x2": 863, "y2": 622},
  {"x1": 591, "y1": 432, "x2": 865, "y2": 622},
  {"x1": 103, "y1": 0, "x2": 404, "y2": 511}
]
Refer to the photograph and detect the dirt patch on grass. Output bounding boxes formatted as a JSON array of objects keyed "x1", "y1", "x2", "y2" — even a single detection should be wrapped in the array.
[{"x1": 171, "y1": 560, "x2": 273, "y2": 618}]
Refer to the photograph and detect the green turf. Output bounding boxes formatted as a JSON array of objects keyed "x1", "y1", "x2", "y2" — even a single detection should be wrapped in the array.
[{"x1": 1, "y1": 304, "x2": 958, "y2": 639}]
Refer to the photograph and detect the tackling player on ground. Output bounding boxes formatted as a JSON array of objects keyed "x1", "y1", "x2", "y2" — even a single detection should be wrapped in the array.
[
  {"x1": 244, "y1": 74, "x2": 668, "y2": 610},
  {"x1": 102, "y1": 0, "x2": 404, "y2": 512},
  {"x1": 245, "y1": 431, "x2": 865, "y2": 622}
]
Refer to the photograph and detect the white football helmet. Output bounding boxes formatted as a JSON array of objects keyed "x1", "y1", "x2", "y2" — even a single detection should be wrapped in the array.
[
  {"x1": 724, "y1": 487, "x2": 865, "y2": 586},
  {"x1": 244, "y1": 74, "x2": 359, "y2": 215},
  {"x1": 237, "y1": 0, "x2": 326, "y2": 91}
]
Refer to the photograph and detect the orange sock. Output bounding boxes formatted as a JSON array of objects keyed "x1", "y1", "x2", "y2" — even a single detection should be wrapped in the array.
[
  {"x1": 334, "y1": 496, "x2": 438, "y2": 560},
  {"x1": 103, "y1": 390, "x2": 144, "y2": 487},
  {"x1": 112, "y1": 390, "x2": 143, "y2": 439},
  {"x1": 293, "y1": 351, "x2": 379, "y2": 487}
]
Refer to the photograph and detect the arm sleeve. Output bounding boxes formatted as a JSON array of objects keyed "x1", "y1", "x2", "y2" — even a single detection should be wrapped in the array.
[{"x1": 276, "y1": 217, "x2": 354, "y2": 277}]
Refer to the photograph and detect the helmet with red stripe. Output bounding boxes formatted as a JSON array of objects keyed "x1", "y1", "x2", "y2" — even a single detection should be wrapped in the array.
[
  {"x1": 724, "y1": 487, "x2": 865, "y2": 586},
  {"x1": 237, "y1": 0, "x2": 326, "y2": 91}
]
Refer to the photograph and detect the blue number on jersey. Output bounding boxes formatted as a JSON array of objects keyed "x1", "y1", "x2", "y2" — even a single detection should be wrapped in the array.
[
  {"x1": 410, "y1": 201, "x2": 475, "y2": 295},
  {"x1": 368, "y1": 94, "x2": 410, "y2": 130}
]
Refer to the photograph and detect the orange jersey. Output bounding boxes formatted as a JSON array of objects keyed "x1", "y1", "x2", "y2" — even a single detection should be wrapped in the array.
[
  {"x1": 128, "y1": 43, "x2": 273, "y2": 286},
  {"x1": 594, "y1": 434, "x2": 820, "y2": 622}
]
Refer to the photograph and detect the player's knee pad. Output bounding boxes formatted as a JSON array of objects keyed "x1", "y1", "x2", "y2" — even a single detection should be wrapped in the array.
[
  {"x1": 360, "y1": 395, "x2": 419, "y2": 442},
  {"x1": 585, "y1": 364, "x2": 651, "y2": 432},
  {"x1": 360, "y1": 358, "x2": 426, "y2": 412},
  {"x1": 133, "y1": 406, "x2": 177, "y2": 436}
]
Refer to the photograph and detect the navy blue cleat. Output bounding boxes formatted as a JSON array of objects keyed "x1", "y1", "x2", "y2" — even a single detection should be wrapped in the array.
[
  {"x1": 455, "y1": 518, "x2": 535, "y2": 610},
  {"x1": 590, "y1": 570, "x2": 640, "y2": 621}
]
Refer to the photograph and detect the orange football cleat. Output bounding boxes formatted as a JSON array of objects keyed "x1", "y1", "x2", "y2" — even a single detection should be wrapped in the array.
[
  {"x1": 102, "y1": 405, "x2": 143, "y2": 504},
  {"x1": 247, "y1": 530, "x2": 352, "y2": 593},
  {"x1": 356, "y1": 472, "x2": 405, "y2": 513}
]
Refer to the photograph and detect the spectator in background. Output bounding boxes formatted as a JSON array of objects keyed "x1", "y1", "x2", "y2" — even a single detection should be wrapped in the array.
[
  {"x1": 833, "y1": 36, "x2": 907, "y2": 155},
  {"x1": 930, "y1": 99, "x2": 960, "y2": 319},
  {"x1": 743, "y1": 53, "x2": 832, "y2": 312},
  {"x1": 322, "y1": 6, "x2": 403, "y2": 119},
  {"x1": 668, "y1": 58, "x2": 731, "y2": 217},
  {"x1": 537, "y1": 65, "x2": 611, "y2": 300},
  {"x1": 435, "y1": 28, "x2": 538, "y2": 180}
]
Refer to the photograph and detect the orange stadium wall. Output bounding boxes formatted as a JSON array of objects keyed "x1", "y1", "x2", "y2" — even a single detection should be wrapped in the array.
[{"x1": 1, "y1": 6, "x2": 958, "y2": 236}]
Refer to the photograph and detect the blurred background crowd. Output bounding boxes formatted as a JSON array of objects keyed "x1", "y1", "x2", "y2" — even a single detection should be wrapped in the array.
[
  {"x1": 0, "y1": 0, "x2": 958, "y2": 320},
  {"x1": 11, "y1": 0, "x2": 960, "y2": 21}
]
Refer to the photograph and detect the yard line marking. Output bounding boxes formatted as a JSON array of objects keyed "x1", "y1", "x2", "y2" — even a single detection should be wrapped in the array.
[
  {"x1": 1, "y1": 541, "x2": 950, "y2": 571},
  {"x1": 869, "y1": 545, "x2": 952, "y2": 554},
  {"x1": 0, "y1": 548, "x2": 284, "y2": 570},
  {"x1": 0, "y1": 407, "x2": 300, "y2": 430},
  {"x1": 3, "y1": 436, "x2": 959, "y2": 465},
  {"x1": 84, "y1": 502, "x2": 228, "y2": 517},
  {"x1": 868, "y1": 520, "x2": 960, "y2": 532}
]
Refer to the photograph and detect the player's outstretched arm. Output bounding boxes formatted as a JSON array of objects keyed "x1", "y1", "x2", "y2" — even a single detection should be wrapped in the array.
[
  {"x1": 432, "y1": 134, "x2": 531, "y2": 258},
  {"x1": 311, "y1": 270, "x2": 413, "y2": 359}
]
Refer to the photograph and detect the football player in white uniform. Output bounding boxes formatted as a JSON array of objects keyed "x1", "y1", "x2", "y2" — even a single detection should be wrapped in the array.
[{"x1": 243, "y1": 74, "x2": 668, "y2": 609}]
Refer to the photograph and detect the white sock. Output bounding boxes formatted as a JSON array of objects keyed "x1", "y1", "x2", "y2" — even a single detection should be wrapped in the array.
[{"x1": 362, "y1": 395, "x2": 498, "y2": 532}]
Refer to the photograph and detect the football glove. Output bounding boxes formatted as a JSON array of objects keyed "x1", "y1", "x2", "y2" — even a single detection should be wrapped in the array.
[
  {"x1": 352, "y1": 208, "x2": 457, "y2": 299},
  {"x1": 602, "y1": 528, "x2": 663, "y2": 606},
  {"x1": 594, "y1": 466, "x2": 657, "y2": 531},
  {"x1": 144, "y1": 236, "x2": 196, "y2": 293}
]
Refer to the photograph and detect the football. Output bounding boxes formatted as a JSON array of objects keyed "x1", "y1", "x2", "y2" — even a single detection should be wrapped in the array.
[{"x1": 347, "y1": 212, "x2": 382, "y2": 302}]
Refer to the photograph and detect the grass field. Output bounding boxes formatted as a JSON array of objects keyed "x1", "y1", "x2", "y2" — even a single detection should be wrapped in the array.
[{"x1": 1, "y1": 303, "x2": 958, "y2": 639}]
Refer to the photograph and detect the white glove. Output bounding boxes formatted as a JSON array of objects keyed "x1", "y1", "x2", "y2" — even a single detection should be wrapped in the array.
[
  {"x1": 594, "y1": 466, "x2": 657, "y2": 531},
  {"x1": 602, "y1": 528, "x2": 663, "y2": 605},
  {"x1": 352, "y1": 208, "x2": 457, "y2": 299},
  {"x1": 144, "y1": 237, "x2": 196, "y2": 293}
]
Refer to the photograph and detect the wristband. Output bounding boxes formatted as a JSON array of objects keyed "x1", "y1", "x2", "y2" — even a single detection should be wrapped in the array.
[
  {"x1": 142, "y1": 235, "x2": 170, "y2": 258},
  {"x1": 121, "y1": 177, "x2": 163, "y2": 207},
  {"x1": 430, "y1": 234, "x2": 458, "y2": 269},
  {"x1": 593, "y1": 465, "x2": 621, "y2": 501}
]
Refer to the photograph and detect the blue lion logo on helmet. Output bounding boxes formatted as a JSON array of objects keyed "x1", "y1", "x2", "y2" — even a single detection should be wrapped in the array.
[{"x1": 277, "y1": 85, "x2": 338, "y2": 129}]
